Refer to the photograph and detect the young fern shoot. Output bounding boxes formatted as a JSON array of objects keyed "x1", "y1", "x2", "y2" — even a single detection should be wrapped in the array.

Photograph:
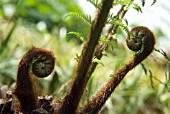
[
  {"x1": 13, "y1": 47, "x2": 55, "y2": 113},
  {"x1": 80, "y1": 26, "x2": 155, "y2": 114}
]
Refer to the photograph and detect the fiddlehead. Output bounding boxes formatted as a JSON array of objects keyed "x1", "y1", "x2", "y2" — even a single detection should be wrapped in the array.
[
  {"x1": 79, "y1": 26, "x2": 155, "y2": 114},
  {"x1": 13, "y1": 47, "x2": 55, "y2": 113},
  {"x1": 126, "y1": 26, "x2": 155, "y2": 53}
]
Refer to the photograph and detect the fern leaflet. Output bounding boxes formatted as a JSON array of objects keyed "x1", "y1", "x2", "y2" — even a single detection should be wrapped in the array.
[{"x1": 65, "y1": 12, "x2": 92, "y2": 25}]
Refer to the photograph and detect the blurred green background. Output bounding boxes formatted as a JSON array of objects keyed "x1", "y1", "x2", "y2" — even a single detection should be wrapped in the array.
[{"x1": 0, "y1": 0, "x2": 170, "y2": 114}]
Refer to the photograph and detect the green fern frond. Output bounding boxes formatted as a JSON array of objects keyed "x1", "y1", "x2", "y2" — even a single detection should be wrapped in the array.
[
  {"x1": 113, "y1": 0, "x2": 132, "y2": 6},
  {"x1": 113, "y1": 0, "x2": 142, "y2": 13},
  {"x1": 155, "y1": 48, "x2": 170, "y2": 61},
  {"x1": 92, "y1": 57, "x2": 104, "y2": 66},
  {"x1": 109, "y1": 19, "x2": 130, "y2": 38},
  {"x1": 141, "y1": 0, "x2": 157, "y2": 6},
  {"x1": 132, "y1": 3, "x2": 142, "y2": 13},
  {"x1": 87, "y1": 0, "x2": 101, "y2": 8},
  {"x1": 99, "y1": 37, "x2": 114, "y2": 50},
  {"x1": 68, "y1": 32, "x2": 85, "y2": 41},
  {"x1": 65, "y1": 12, "x2": 92, "y2": 25},
  {"x1": 74, "y1": 53, "x2": 80, "y2": 62},
  {"x1": 107, "y1": 13, "x2": 116, "y2": 23},
  {"x1": 121, "y1": 25, "x2": 130, "y2": 38}
]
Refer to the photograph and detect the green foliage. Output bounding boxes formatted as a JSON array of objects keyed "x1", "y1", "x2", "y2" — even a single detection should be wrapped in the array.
[
  {"x1": 74, "y1": 53, "x2": 80, "y2": 62},
  {"x1": 132, "y1": 3, "x2": 143, "y2": 13},
  {"x1": 99, "y1": 37, "x2": 114, "y2": 50},
  {"x1": 65, "y1": 12, "x2": 93, "y2": 25},
  {"x1": 0, "y1": 22, "x2": 17, "y2": 54},
  {"x1": 112, "y1": 0, "x2": 158, "y2": 13},
  {"x1": 0, "y1": 0, "x2": 89, "y2": 42},
  {"x1": 113, "y1": 0, "x2": 157, "y2": 7},
  {"x1": 87, "y1": 0, "x2": 101, "y2": 8},
  {"x1": 109, "y1": 19, "x2": 130, "y2": 38},
  {"x1": 92, "y1": 57, "x2": 104, "y2": 66},
  {"x1": 68, "y1": 32, "x2": 85, "y2": 41},
  {"x1": 0, "y1": 0, "x2": 81, "y2": 28},
  {"x1": 155, "y1": 48, "x2": 170, "y2": 61},
  {"x1": 113, "y1": 0, "x2": 133, "y2": 6},
  {"x1": 113, "y1": 0, "x2": 142, "y2": 13}
]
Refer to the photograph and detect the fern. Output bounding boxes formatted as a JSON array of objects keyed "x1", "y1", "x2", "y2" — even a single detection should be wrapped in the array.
[
  {"x1": 113, "y1": 0, "x2": 142, "y2": 13},
  {"x1": 92, "y1": 57, "x2": 104, "y2": 66},
  {"x1": 74, "y1": 53, "x2": 80, "y2": 62},
  {"x1": 99, "y1": 37, "x2": 114, "y2": 50},
  {"x1": 155, "y1": 48, "x2": 170, "y2": 61},
  {"x1": 141, "y1": 0, "x2": 157, "y2": 6},
  {"x1": 113, "y1": 0, "x2": 132, "y2": 6},
  {"x1": 132, "y1": 3, "x2": 142, "y2": 13},
  {"x1": 109, "y1": 19, "x2": 130, "y2": 38},
  {"x1": 68, "y1": 32, "x2": 85, "y2": 41},
  {"x1": 87, "y1": 0, "x2": 101, "y2": 8},
  {"x1": 65, "y1": 12, "x2": 92, "y2": 25}
]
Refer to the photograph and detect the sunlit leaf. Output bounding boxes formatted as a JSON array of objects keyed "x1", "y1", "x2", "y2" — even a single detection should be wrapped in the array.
[
  {"x1": 68, "y1": 32, "x2": 85, "y2": 41},
  {"x1": 113, "y1": 0, "x2": 132, "y2": 6},
  {"x1": 133, "y1": 3, "x2": 142, "y2": 13},
  {"x1": 92, "y1": 57, "x2": 104, "y2": 66}
]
